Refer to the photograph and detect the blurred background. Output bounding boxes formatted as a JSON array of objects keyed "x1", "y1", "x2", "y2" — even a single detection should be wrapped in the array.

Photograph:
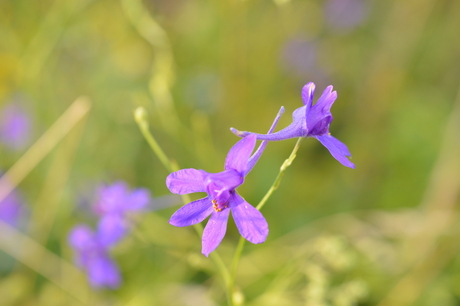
[{"x1": 1, "y1": 0, "x2": 460, "y2": 305}]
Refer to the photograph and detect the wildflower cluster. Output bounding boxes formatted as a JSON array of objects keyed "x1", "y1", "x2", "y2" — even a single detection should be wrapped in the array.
[
  {"x1": 167, "y1": 82, "x2": 354, "y2": 256},
  {"x1": 68, "y1": 181, "x2": 150, "y2": 289}
]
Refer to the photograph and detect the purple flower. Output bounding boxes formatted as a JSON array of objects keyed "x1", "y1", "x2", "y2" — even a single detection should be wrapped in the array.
[
  {"x1": 0, "y1": 104, "x2": 31, "y2": 150},
  {"x1": 93, "y1": 181, "x2": 150, "y2": 215},
  {"x1": 93, "y1": 181, "x2": 150, "y2": 247},
  {"x1": 0, "y1": 181, "x2": 25, "y2": 228},
  {"x1": 166, "y1": 108, "x2": 284, "y2": 257},
  {"x1": 231, "y1": 82, "x2": 355, "y2": 169},
  {"x1": 324, "y1": 0, "x2": 368, "y2": 32},
  {"x1": 68, "y1": 225, "x2": 121, "y2": 289}
]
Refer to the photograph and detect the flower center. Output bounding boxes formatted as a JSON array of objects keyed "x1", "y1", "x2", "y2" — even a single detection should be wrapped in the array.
[
  {"x1": 212, "y1": 199, "x2": 228, "y2": 212},
  {"x1": 204, "y1": 169, "x2": 243, "y2": 212}
]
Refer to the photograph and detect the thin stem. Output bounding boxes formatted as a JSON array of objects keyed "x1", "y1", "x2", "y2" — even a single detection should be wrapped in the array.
[
  {"x1": 257, "y1": 137, "x2": 303, "y2": 210},
  {"x1": 134, "y1": 107, "x2": 177, "y2": 173},
  {"x1": 228, "y1": 137, "x2": 303, "y2": 304},
  {"x1": 134, "y1": 107, "x2": 233, "y2": 304}
]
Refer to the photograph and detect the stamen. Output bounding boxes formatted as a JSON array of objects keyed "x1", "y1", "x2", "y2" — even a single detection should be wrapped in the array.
[{"x1": 211, "y1": 199, "x2": 228, "y2": 212}]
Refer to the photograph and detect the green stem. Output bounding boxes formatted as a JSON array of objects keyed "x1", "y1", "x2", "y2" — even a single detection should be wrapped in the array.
[
  {"x1": 134, "y1": 107, "x2": 176, "y2": 173},
  {"x1": 257, "y1": 137, "x2": 303, "y2": 211},
  {"x1": 134, "y1": 107, "x2": 233, "y2": 304},
  {"x1": 228, "y1": 138, "x2": 303, "y2": 304}
]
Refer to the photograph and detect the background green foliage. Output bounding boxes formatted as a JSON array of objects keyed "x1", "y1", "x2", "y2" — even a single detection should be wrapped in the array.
[{"x1": 1, "y1": 0, "x2": 460, "y2": 305}]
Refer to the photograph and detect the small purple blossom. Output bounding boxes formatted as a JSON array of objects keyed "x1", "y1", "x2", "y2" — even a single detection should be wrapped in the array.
[
  {"x1": 0, "y1": 104, "x2": 31, "y2": 150},
  {"x1": 93, "y1": 181, "x2": 150, "y2": 247},
  {"x1": 231, "y1": 83, "x2": 355, "y2": 169},
  {"x1": 167, "y1": 109, "x2": 284, "y2": 256},
  {"x1": 68, "y1": 225, "x2": 121, "y2": 289}
]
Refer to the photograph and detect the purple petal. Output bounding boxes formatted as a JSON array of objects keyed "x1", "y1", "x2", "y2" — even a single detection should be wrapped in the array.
[
  {"x1": 96, "y1": 214, "x2": 128, "y2": 247},
  {"x1": 224, "y1": 134, "x2": 257, "y2": 173},
  {"x1": 87, "y1": 254, "x2": 122, "y2": 289},
  {"x1": 302, "y1": 82, "x2": 315, "y2": 107},
  {"x1": 230, "y1": 193, "x2": 268, "y2": 244},
  {"x1": 68, "y1": 225, "x2": 96, "y2": 251},
  {"x1": 201, "y1": 209, "x2": 230, "y2": 257},
  {"x1": 166, "y1": 169, "x2": 206, "y2": 194},
  {"x1": 315, "y1": 134, "x2": 355, "y2": 168},
  {"x1": 306, "y1": 86, "x2": 337, "y2": 133},
  {"x1": 124, "y1": 188, "x2": 150, "y2": 211},
  {"x1": 245, "y1": 106, "x2": 285, "y2": 175},
  {"x1": 169, "y1": 198, "x2": 213, "y2": 227}
]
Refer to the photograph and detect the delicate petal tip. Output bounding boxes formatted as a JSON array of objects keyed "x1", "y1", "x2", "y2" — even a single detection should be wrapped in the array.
[
  {"x1": 230, "y1": 127, "x2": 249, "y2": 137},
  {"x1": 302, "y1": 82, "x2": 316, "y2": 106},
  {"x1": 224, "y1": 134, "x2": 257, "y2": 173},
  {"x1": 169, "y1": 198, "x2": 213, "y2": 227},
  {"x1": 315, "y1": 135, "x2": 355, "y2": 169},
  {"x1": 166, "y1": 169, "x2": 206, "y2": 195},
  {"x1": 201, "y1": 209, "x2": 230, "y2": 256},
  {"x1": 317, "y1": 85, "x2": 337, "y2": 107},
  {"x1": 231, "y1": 194, "x2": 268, "y2": 244}
]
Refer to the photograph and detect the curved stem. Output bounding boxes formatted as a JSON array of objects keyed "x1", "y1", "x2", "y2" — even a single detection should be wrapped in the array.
[
  {"x1": 228, "y1": 137, "x2": 303, "y2": 304},
  {"x1": 134, "y1": 107, "x2": 233, "y2": 303}
]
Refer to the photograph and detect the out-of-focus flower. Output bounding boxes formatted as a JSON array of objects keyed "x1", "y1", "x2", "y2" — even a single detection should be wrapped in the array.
[
  {"x1": 282, "y1": 38, "x2": 318, "y2": 76},
  {"x1": 93, "y1": 181, "x2": 150, "y2": 215},
  {"x1": 68, "y1": 225, "x2": 121, "y2": 289},
  {"x1": 0, "y1": 190, "x2": 23, "y2": 228},
  {"x1": 93, "y1": 181, "x2": 150, "y2": 246},
  {"x1": 0, "y1": 103, "x2": 31, "y2": 150},
  {"x1": 324, "y1": 0, "x2": 368, "y2": 32},
  {"x1": 167, "y1": 109, "x2": 283, "y2": 256},
  {"x1": 232, "y1": 82, "x2": 355, "y2": 168}
]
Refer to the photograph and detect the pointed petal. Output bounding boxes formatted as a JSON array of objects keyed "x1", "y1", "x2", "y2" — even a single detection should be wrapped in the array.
[
  {"x1": 87, "y1": 254, "x2": 122, "y2": 289},
  {"x1": 201, "y1": 209, "x2": 230, "y2": 256},
  {"x1": 225, "y1": 134, "x2": 257, "y2": 173},
  {"x1": 231, "y1": 193, "x2": 268, "y2": 244},
  {"x1": 315, "y1": 135, "x2": 355, "y2": 168},
  {"x1": 302, "y1": 82, "x2": 315, "y2": 107},
  {"x1": 306, "y1": 86, "x2": 337, "y2": 133},
  {"x1": 124, "y1": 188, "x2": 150, "y2": 211},
  {"x1": 169, "y1": 198, "x2": 213, "y2": 227},
  {"x1": 246, "y1": 106, "x2": 285, "y2": 175},
  {"x1": 96, "y1": 214, "x2": 127, "y2": 247},
  {"x1": 166, "y1": 169, "x2": 206, "y2": 194},
  {"x1": 327, "y1": 135, "x2": 351, "y2": 156}
]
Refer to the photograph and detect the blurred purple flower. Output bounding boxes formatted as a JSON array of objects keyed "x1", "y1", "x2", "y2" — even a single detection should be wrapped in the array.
[
  {"x1": 93, "y1": 181, "x2": 151, "y2": 247},
  {"x1": 0, "y1": 186, "x2": 24, "y2": 228},
  {"x1": 68, "y1": 225, "x2": 121, "y2": 289},
  {"x1": 167, "y1": 109, "x2": 284, "y2": 256},
  {"x1": 324, "y1": 0, "x2": 368, "y2": 31},
  {"x1": 232, "y1": 82, "x2": 355, "y2": 168},
  {"x1": 0, "y1": 104, "x2": 31, "y2": 150},
  {"x1": 93, "y1": 181, "x2": 150, "y2": 215},
  {"x1": 282, "y1": 38, "x2": 318, "y2": 76}
]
